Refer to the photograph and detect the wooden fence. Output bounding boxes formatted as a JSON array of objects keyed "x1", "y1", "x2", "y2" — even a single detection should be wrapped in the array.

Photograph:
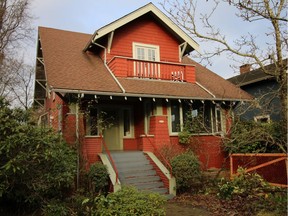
[{"x1": 230, "y1": 153, "x2": 288, "y2": 187}]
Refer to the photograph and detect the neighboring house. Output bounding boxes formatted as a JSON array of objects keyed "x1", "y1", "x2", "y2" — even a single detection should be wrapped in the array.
[
  {"x1": 228, "y1": 61, "x2": 286, "y2": 122},
  {"x1": 34, "y1": 3, "x2": 251, "y2": 194}
]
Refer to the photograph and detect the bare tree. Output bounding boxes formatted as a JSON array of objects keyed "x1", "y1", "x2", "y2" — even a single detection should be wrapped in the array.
[
  {"x1": 10, "y1": 60, "x2": 34, "y2": 109},
  {"x1": 161, "y1": 0, "x2": 287, "y2": 134},
  {"x1": 0, "y1": 0, "x2": 34, "y2": 107},
  {"x1": 0, "y1": 0, "x2": 33, "y2": 56}
]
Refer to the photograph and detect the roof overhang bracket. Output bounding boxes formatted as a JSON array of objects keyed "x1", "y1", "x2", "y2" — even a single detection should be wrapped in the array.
[
  {"x1": 37, "y1": 57, "x2": 45, "y2": 65},
  {"x1": 36, "y1": 80, "x2": 46, "y2": 90},
  {"x1": 107, "y1": 31, "x2": 114, "y2": 54},
  {"x1": 179, "y1": 42, "x2": 187, "y2": 61},
  {"x1": 34, "y1": 99, "x2": 44, "y2": 108}
]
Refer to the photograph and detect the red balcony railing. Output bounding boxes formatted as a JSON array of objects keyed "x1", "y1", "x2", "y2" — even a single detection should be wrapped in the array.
[{"x1": 108, "y1": 57, "x2": 195, "y2": 82}]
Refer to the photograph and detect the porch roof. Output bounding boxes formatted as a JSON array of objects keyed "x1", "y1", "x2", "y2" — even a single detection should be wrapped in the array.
[{"x1": 37, "y1": 27, "x2": 252, "y2": 102}]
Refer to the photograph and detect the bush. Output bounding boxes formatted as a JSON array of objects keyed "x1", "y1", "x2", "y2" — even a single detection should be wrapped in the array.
[
  {"x1": 217, "y1": 168, "x2": 287, "y2": 215},
  {"x1": 178, "y1": 130, "x2": 191, "y2": 145},
  {"x1": 88, "y1": 162, "x2": 109, "y2": 194},
  {"x1": 171, "y1": 151, "x2": 202, "y2": 193},
  {"x1": 0, "y1": 98, "x2": 77, "y2": 209},
  {"x1": 42, "y1": 199, "x2": 70, "y2": 216},
  {"x1": 83, "y1": 186, "x2": 166, "y2": 216},
  {"x1": 217, "y1": 167, "x2": 270, "y2": 199},
  {"x1": 223, "y1": 120, "x2": 286, "y2": 153}
]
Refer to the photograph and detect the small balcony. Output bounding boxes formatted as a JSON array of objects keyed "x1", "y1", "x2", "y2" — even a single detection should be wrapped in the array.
[{"x1": 108, "y1": 57, "x2": 195, "y2": 83}]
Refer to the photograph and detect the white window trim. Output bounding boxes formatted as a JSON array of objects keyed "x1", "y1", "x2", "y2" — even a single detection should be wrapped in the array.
[
  {"x1": 254, "y1": 115, "x2": 270, "y2": 123},
  {"x1": 168, "y1": 102, "x2": 225, "y2": 136},
  {"x1": 122, "y1": 107, "x2": 134, "y2": 138},
  {"x1": 132, "y1": 42, "x2": 160, "y2": 61},
  {"x1": 212, "y1": 106, "x2": 225, "y2": 135},
  {"x1": 168, "y1": 102, "x2": 183, "y2": 135}
]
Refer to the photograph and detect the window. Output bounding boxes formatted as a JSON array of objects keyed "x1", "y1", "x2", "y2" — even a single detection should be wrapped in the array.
[
  {"x1": 58, "y1": 105, "x2": 62, "y2": 133},
  {"x1": 169, "y1": 100, "x2": 224, "y2": 134},
  {"x1": 214, "y1": 106, "x2": 223, "y2": 133},
  {"x1": 144, "y1": 101, "x2": 155, "y2": 134},
  {"x1": 123, "y1": 109, "x2": 132, "y2": 137},
  {"x1": 171, "y1": 100, "x2": 181, "y2": 133},
  {"x1": 86, "y1": 107, "x2": 98, "y2": 136},
  {"x1": 133, "y1": 43, "x2": 159, "y2": 61},
  {"x1": 254, "y1": 115, "x2": 270, "y2": 123},
  {"x1": 133, "y1": 43, "x2": 160, "y2": 79}
]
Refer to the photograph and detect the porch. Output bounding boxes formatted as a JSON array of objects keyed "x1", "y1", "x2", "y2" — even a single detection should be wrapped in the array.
[{"x1": 62, "y1": 96, "x2": 228, "y2": 170}]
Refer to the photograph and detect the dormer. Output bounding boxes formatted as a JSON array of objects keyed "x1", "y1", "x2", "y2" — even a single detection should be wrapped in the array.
[{"x1": 83, "y1": 3, "x2": 199, "y2": 83}]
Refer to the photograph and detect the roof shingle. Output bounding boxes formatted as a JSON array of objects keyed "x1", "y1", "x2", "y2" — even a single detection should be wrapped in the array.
[
  {"x1": 38, "y1": 27, "x2": 252, "y2": 101},
  {"x1": 39, "y1": 27, "x2": 122, "y2": 93}
]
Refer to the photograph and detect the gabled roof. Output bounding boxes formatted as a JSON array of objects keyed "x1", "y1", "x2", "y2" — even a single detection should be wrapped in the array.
[
  {"x1": 228, "y1": 70, "x2": 273, "y2": 87},
  {"x1": 37, "y1": 27, "x2": 252, "y2": 101},
  {"x1": 84, "y1": 3, "x2": 199, "y2": 54},
  {"x1": 228, "y1": 60, "x2": 287, "y2": 87}
]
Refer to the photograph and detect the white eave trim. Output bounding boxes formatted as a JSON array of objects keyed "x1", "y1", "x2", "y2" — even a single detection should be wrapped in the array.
[
  {"x1": 49, "y1": 87, "x2": 252, "y2": 102},
  {"x1": 87, "y1": 3, "x2": 199, "y2": 53}
]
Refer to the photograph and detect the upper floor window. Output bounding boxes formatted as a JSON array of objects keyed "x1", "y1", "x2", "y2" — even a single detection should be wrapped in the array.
[{"x1": 133, "y1": 42, "x2": 160, "y2": 61}]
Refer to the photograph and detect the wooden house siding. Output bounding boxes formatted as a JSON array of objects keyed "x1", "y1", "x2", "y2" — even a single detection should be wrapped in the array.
[{"x1": 106, "y1": 15, "x2": 180, "y2": 63}]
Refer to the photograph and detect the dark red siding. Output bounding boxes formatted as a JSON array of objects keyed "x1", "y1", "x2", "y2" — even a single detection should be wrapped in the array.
[{"x1": 106, "y1": 15, "x2": 180, "y2": 63}]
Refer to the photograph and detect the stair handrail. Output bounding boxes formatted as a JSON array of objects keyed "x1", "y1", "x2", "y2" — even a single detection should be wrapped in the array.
[
  {"x1": 100, "y1": 134, "x2": 119, "y2": 184},
  {"x1": 145, "y1": 134, "x2": 173, "y2": 177}
]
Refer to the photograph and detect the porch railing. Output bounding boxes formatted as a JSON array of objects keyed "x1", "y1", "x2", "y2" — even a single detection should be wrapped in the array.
[
  {"x1": 100, "y1": 134, "x2": 119, "y2": 184},
  {"x1": 108, "y1": 56, "x2": 194, "y2": 82},
  {"x1": 145, "y1": 134, "x2": 173, "y2": 177}
]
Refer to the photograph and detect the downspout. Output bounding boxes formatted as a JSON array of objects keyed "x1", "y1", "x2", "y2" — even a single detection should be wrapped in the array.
[
  {"x1": 91, "y1": 42, "x2": 126, "y2": 93},
  {"x1": 76, "y1": 95, "x2": 80, "y2": 189},
  {"x1": 196, "y1": 81, "x2": 216, "y2": 98}
]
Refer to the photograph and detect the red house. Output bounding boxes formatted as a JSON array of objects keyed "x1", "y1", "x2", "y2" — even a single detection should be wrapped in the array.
[{"x1": 34, "y1": 3, "x2": 251, "y2": 195}]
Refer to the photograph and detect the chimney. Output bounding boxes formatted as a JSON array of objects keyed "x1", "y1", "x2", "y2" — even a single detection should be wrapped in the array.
[{"x1": 240, "y1": 64, "x2": 251, "y2": 74}]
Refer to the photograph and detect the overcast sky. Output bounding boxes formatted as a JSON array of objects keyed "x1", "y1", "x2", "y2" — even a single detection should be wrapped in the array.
[{"x1": 26, "y1": 0, "x2": 272, "y2": 79}]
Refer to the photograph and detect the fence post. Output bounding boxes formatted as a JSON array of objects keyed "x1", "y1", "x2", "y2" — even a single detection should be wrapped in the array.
[{"x1": 286, "y1": 157, "x2": 288, "y2": 181}]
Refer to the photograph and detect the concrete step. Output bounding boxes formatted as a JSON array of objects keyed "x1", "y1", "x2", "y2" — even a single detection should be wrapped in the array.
[
  {"x1": 147, "y1": 187, "x2": 169, "y2": 195},
  {"x1": 116, "y1": 160, "x2": 151, "y2": 169},
  {"x1": 130, "y1": 181, "x2": 164, "y2": 190},
  {"x1": 107, "y1": 151, "x2": 170, "y2": 196},
  {"x1": 123, "y1": 175, "x2": 160, "y2": 184},
  {"x1": 117, "y1": 164, "x2": 154, "y2": 173},
  {"x1": 121, "y1": 169, "x2": 157, "y2": 178},
  {"x1": 110, "y1": 151, "x2": 146, "y2": 161}
]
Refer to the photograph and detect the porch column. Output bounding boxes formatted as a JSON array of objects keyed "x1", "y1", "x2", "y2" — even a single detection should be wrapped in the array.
[{"x1": 149, "y1": 115, "x2": 170, "y2": 150}]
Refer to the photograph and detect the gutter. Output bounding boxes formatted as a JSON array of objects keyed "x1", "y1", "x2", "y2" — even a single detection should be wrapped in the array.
[
  {"x1": 50, "y1": 88, "x2": 252, "y2": 102},
  {"x1": 91, "y1": 42, "x2": 126, "y2": 94}
]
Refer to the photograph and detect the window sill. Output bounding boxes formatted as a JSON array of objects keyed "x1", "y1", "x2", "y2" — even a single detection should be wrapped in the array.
[
  {"x1": 140, "y1": 134, "x2": 154, "y2": 138},
  {"x1": 169, "y1": 132, "x2": 225, "y2": 137},
  {"x1": 85, "y1": 135, "x2": 101, "y2": 138}
]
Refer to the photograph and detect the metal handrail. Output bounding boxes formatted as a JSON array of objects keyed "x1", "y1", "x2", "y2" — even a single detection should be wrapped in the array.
[
  {"x1": 145, "y1": 134, "x2": 173, "y2": 177},
  {"x1": 100, "y1": 134, "x2": 119, "y2": 184}
]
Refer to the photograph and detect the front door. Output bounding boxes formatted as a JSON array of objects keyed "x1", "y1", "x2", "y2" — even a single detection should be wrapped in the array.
[{"x1": 103, "y1": 109, "x2": 122, "y2": 150}]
